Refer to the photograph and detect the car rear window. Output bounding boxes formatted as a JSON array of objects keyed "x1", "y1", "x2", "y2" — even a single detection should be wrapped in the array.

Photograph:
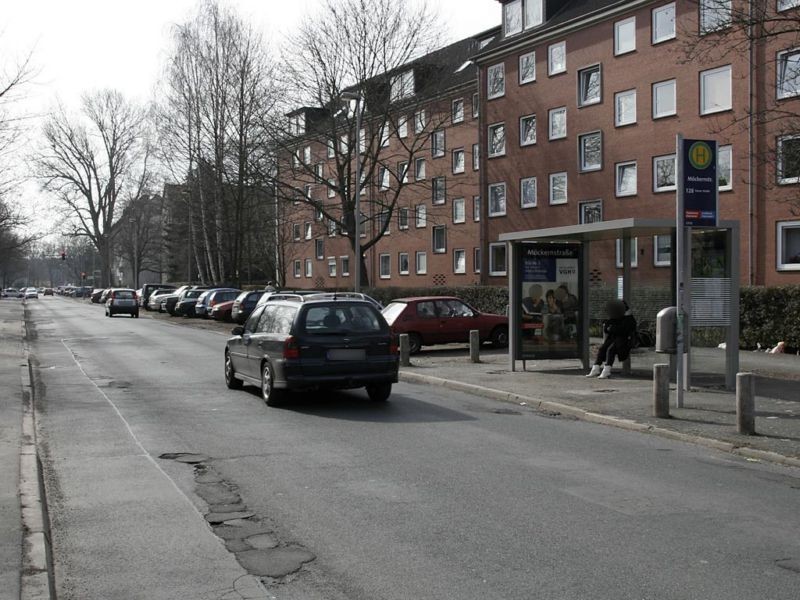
[
  {"x1": 301, "y1": 304, "x2": 385, "y2": 334},
  {"x1": 185, "y1": 290, "x2": 203, "y2": 299},
  {"x1": 115, "y1": 291, "x2": 135, "y2": 299},
  {"x1": 381, "y1": 302, "x2": 407, "y2": 325}
]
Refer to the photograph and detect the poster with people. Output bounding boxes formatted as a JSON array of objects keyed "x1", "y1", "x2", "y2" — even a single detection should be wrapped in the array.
[{"x1": 518, "y1": 243, "x2": 581, "y2": 360}]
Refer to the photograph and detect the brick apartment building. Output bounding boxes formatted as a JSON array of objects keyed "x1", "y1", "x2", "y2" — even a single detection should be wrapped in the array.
[{"x1": 279, "y1": 0, "x2": 800, "y2": 290}]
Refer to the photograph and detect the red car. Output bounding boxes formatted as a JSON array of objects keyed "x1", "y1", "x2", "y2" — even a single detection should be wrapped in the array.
[
  {"x1": 381, "y1": 296, "x2": 508, "y2": 354},
  {"x1": 209, "y1": 299, "x2": 235, "y2": 321}
]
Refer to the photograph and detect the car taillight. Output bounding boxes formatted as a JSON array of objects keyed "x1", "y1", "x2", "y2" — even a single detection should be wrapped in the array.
[
  {"x1": 109, "y1": 292, "x2": 115, "y2": 300},
  {"x1": 283, "y1": 336, "x2": 300, "y2": 359},
  {"x1": 390, "y1": 336, "x2": 399, "y2": 354}
]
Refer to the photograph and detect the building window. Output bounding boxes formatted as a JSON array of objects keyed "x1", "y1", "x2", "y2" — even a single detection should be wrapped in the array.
[
  {"x1": 390, "y1": 70, "x2": 415, "y2": 102},
  {"x1": 615, "y1": 17, "x2": 636, "y2": 55},
  {"x1": 473, "y1": 195, "x2": 481, "y2": 221},
  {"x1": 472, "y1": 143, "x2": 480, "y2": 170},
  {"x1": 520, "y1": 114, "x2": 537, "y2": 146},
  {"x1": 379, "y1": 210, "x2": 391, "y2": 234},
  {"x1": 415, "y1": 251, "x2": 427, "y2": 274},
  {"x1": 504, "y1": 0, "x2": 523, "y2": 36},
  {"x1": 452, "y1": 197, "x2": 466, "y2": 223},
  {"x1": 520, "y1": 176, "x2": 537, "y2": 208},
  {"x1": 653, "y1": 235, "x2": 672, "y2": 267},
  {"x1": 328, "y1": 219, "x2": 337, "y2": 237},
  {"x1": 615, "y1": 89, "x2": 637, "y2": 126},
  {"x1": 652, "y1": 79, "x2": 677, "y2": 118},
  {"x1": 304, "y1": 221, "x2": 312, "y2": 240},
  {"x1": 432, "y1": 225, "x2": 447, "y2": 254},
  {"x1": 432, "y1": 129, "x2": 445, "y2": 157},
  {"x1": 432, "y1": 176, "x2": 446, "y2": 204},
  {"x1": 305, "y1": 258, "x2": 312, "y2": 278},
  {"x1": 615, "y1": 238, "x2": 639, "y2": 268},
  {"x1": 398, "y1": 161, "x2": 409, "y2": 184},
  {"x1": 718, "y1": 145, "x2": 733, "y2": 190},
  {"x1": 472, "y1": 93, "x2": 480, "y2": 117},
  {"x1": 452, "y1": 148, "x2": 465, "y2": 174},
  {"x1": 579, "y1": 131, "x2": 602, "y2": 172},
  {"x1": 519, "y1": 51, "x2": 536, "y2": 84},
  {"x1": 292, "y1": 223, "x2": 301, "y2": 241},
  {"x1": 327, "y1": 138, "x2": 335, "y2": 158},
  {"x1": 578, "y1": 65, "x2": 601, "y2": 106},
  {"x1": 289, "y1": 112, "x2": 305, "y2": 136},
  {"x1": 316, "y1": 207, "x2": 324, "y2": 222},
  {"x1": 525, "y1": 0, "x2": 543, "y2": 28},
  {"x1": 777, "y1": 221, "x2": 800, "y2": 270},
  {"x1": 549, "y1": 172, "x2": 568, "y2": 205},
  {"x1": 453, "y1": 249, "x2": 466, "y2": 274},
  {"x1": 339, "y1": 134, "x2": 348, "y2": 154},
  {"x1": 399, "y1": 207, "x2": 410, "y2": 229},
  {"x1": 653, "y1": 154, "x2": 677, "y2": 191},
  {"x1": 397, "y1": 116, "x2": 408, "y2": 138},
  {"x1": 489, "y1": 243, "x2": 507, "y2": 276},
  {"x1": 415, "y1": 157, "x2": 426, "y2": 180},
  {"x1": 548, "y1": 41, "x2": 566, "y2": 75},
  {"x1": 652, "y1": 3, "x2": 676, "y2": 44},
  {"x1": 700, "y1": 65, "x2": 732, "y2": 114},
  {"x1": 488, "y1": 123, "x2": 506, "y2": 156},
  {"x1": 327, "y1": 178, "x2": 336, "y2": 198},
  {"x1": 315, "y1": 162, "x2": 324, "y2": 180},
  {"x1": 579, "y1": 199, "x2": 603, "y2": 224},
  {"x1": 303, "y1": 145, "x2": 311, "y2": 164},
  {"x1": 379, "y1": 167, "x2": 390, "y2": 190},
  {"x1": 416, "y1": 204, "x2": 427, "y2": 227},
  {"x1": 700, "y1": 0, "x2": 731, "y2": 33},
  {"x1": 778, "y1": 135, "x2": 800, "y2": 183},
  {"x1": 474, "y1": 247, "x2": 481, "y2": 273},
  {"x1": 778, "y1": 48, "x2": 800, "y2": 99},
  {"x1": 779, "y1": 0, "x2": 800, "y2": 10},
  {"x1": 414, "y1": 109, "x2": 427, "y2": 133},
  {"x1": 452, "y1": 98, "x2": 465, "y2": 124},
  {"x1": 616, "y1": 161, "x2": 638, "y2": 197},
  {"x1": 488, "y1": 63, "x2": 506, "y2": 99},
  {"x1": 379, "y1": 254, "x2": 390, "y2": 279},
  {"x1": 548, "y1": 107, "x2": 567, "y2": 140},
  {"x1": 379, "y1": 122, "x2": 390, "y2": 148},
  {"x1": 399, "y1": 252, "x2": 410, "y2": 276},
  {"x1": 315, "y1": 239, "x2": 324, "y2": 260},
  {"x1": 488, "y1": 182, "x2": 507, "y2": 216},
  {"x1": 293, "y1": 260, "x2": 301, "y2": 278},
  {"x1": 341, "y1": 256, "x2": 350, "y2": 276}
]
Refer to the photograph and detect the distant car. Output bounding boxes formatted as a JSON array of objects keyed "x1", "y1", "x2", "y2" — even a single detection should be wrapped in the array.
[
  {"x1": 43, "y1": 288, "x2": 54, "y2": 296},
  {"x1": 23, "y1": 287, "x2": 38, "y2": 299},
  {"x1": 381, "y1": 296, "x2": 508, "y2": 354},
  {"x1": 224, "y1": 297, "x2": 398, "y2": 405},
  {"x1": 148, "y1": 289, "x2": 175, "y2": 311},
  {"x1": 90, "y1": 288, "x2": 105, "y2": 303},
  {"x1": 140, "y1": 283, "x2": 177, "y2": 309},
  {"x1": 195, "y1": 288, "x2": 240, "y2": 318},
  {"x1": 98, "y1": 288, "x2": 113, "y2": 304},
  {"x1": 161, "y1": 285, "x2": 193, "y2": 315},
  {"x1": 209, "y1": 299, "x2": 235, "y2": 321},
  {"x1": 231, "y1": 290, "x2": 267, "y2": 324},
  {"x1": 105, "y1": 288, "x2": 139, "y2": 318},
  {"x1": 254, "y1": 289, "x2": 322, "y2": 310},
  {"x1": 174, "y1": 287, "x2": 209, "y2": 317}
]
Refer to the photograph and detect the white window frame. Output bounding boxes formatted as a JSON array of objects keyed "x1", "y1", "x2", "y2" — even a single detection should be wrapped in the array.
[
  {"x1": 700, "y1": 65, "x2": 732, "y2": 115},
  {"x1": 432, "y1": 176, "x2": 446, "y2": 205},
  {"x1": 452, "y1": 197, "x2": 466, "y2": 223},
  {"x1": 488, "y1": 122, "x2": 507, "y2": 157},
  {"x1": 416, "y1": 204, "x2": 427, "y2": 228},
  {"x1": 577, "y1": 64, "x2": 602, "y2": 107},
  {"x1": 304, "y1": 221, "x2": 312, "y2": 240},
  {"x1": 779, "y1": 0, "x2": 800, "y2": 11},
  {"x1": 548, "y1": 41, "x2": 566, "y2": 76},
  {"x1": 472, "y1": 93, "x2": 480, "y2": 117},
  {"x1": 520, "y1": 114, "x2": 537, "y2": 146},
  {"x1": 327, "y1": 256, "x2": 337, "y2": 277},
  {"x1": 293, "y1": 260, "x2": 301, "y2": 278},
  {"x1": 327, "y1": 178, "x2": 336, "y2": 198},
  {"x1": 397, "y1": 116, "x2": 408, "y2": 138},
  {"x1": 379, "y1": 254, "x2": 391, "y2": 279},
  {"x1": 549, "y1": 172, "x2": 568, "y2": 205},
  {"x1": 452, "y1": 98, "x2": 465, "y2": 124},
  {"x1": 473, "y1": 195, "x2": 481, "y2": 221},
  {"x1": 415, "y1": 251, "x2": 427, "y2": 275},
  {"x1": 579, "y1": 199, "x2": 603, "y2": 224},
  {"x1": 578, "y1": 131, "x2": 603, "y2": 172},
  {"x1": 504, "y1": 0, "x2": 523, "y2": 36},
  {"x1": 652, "y1": 3, "x2": 676, "y2": 44},
  {"x1": 777, "y1": 220, "x2": 800, "y2": 270},
  {"x1": 292, "y1": 223, "x2": 301, "y2": 241},
  {"x1": 615, "y1": 161, "x2": 638, "y2": 197},
  {"x1": 615, "y1": 89, "x2": 637, "y2": 127},
  {"x1": 653, "y1": 235, "x2": 672, "y2": 267},
  {"x1": 487, "y1": 62, "x2": 506, "y2": 99},
  {"x1": 398, "y1": 161, "x2": 409, "y2": 184},
  {"x1": 398, "y1": 206, "x2": 410, "y2": 230},
  {"x1": 700, "y1": 0, "x2": 732, "y2": 33},
  {"x1": 414, "y1": 110, "x2": 427, "y2": 133},
  {"x1": 452, "y1": 148, "x2": 465, "y2": 174},
  {"x1": 432, "y1": 225, "x2": 447, "y2": 254},
  {"x1": 777, "y1": 48, "x2": 800, "y2": 99},
  {"x1": 548, "y1": 107, "x2": 567, "y2": 140},
  {"x1": 474, "y1": 247, "x2": 481, "y2": 273},
  {"x1": 489, "y1": 242, "x2": 507, "y2": 276},
  {"x1": 718, "y1": 145, "x2": 733, "y2": 191},
  {"x1": 778, "y1": 134, "x2": 800, "y2": 184},
  {"x1": 488, "y1": 182, "x2": 507, "y2": 217},
  {"x1": 315, "y1": 239, "x2": 324, "y2": 260},
  {"x1": 519, "y1": 50, "x2": 536, "y2": 84},
  {"x1": 340, "y1": 255, "x2": 350, "y2": 276},
  {"x1": 432, "y1": 129, "x2": 445, "y2": 157},
  {"x1": 615, "y1": 16, "x2": 636, "y2": 55},
  {"x1": 525, "y1": 0, "x2": 544, "y2": 29},
  {"x1": 472, "y1": 143, "x2": 480, "y2": 170},
  {"x1": 520, "y1": 176, "x2": 537, "y2": 208},
  {"x1": 453, "y1": 249, "x2": 467, "y2": 274},
  {"x1": 615, "y1": 238, "x2": 639, "y2": 268},
  {"x1": 415, "y1": 157, "x2": 426, "y2": 181},
  {"x1": 398, "y1": 252, "x2": 410, "y2": 276},
  {"x1": 652, "y1": 79, "x2": 677, "y2": 119},
  {"x1": 653, "y1": 153, "x2": 677, "y2": 192},
  {"x1": 327, "y1": 138, "x2": 335, "y2": 158}
]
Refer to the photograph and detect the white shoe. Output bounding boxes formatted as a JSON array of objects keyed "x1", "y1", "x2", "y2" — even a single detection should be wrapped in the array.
[
  {"x1": 598, "y1": 365, "x2": 612, "y2": 379},
  {"x1": 586, "y1": 365, "x2": 602, "y2": 377}
]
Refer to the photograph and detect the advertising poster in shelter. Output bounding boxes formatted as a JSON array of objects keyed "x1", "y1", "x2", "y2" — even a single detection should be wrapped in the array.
[{"x1": 517, "y1": 243, "x2": 582, "y2": 360}]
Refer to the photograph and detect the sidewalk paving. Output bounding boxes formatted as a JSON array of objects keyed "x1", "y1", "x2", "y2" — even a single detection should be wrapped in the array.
[{"x1": 400, "y1": 343, "x2": 800, "y2": 464}]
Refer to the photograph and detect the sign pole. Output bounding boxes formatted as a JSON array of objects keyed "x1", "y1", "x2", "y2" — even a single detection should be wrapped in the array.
[{"x1": 675, "y1": 134, "x2": 685, "y2": 409}]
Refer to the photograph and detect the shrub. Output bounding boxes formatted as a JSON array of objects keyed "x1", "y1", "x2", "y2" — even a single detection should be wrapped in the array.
[{"x1": 740, "y1": 285, "x2": 800, "y2": 350}]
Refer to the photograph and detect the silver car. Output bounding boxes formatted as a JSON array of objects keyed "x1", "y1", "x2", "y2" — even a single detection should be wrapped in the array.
[{"x1": 105, "y1": 288, "x2": 139, "y2": 318}]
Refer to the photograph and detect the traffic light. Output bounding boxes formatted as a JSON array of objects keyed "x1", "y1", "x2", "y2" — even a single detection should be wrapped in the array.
[{"x1": 60, "y1": 251, "x2": 66, "y2": 261}]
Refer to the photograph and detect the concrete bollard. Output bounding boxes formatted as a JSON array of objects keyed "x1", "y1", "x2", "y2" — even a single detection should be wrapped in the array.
[
  {"x1": 653, "y1": 363, "x2": 670, "y2": 418},
  {"x1": 399, "y1": 333, "x2": 411, "y2": 367},
  {"x1": 469, "y1": 330, "x2": 480, "y2": 363},
  {"x1": 736, "y1": 372, "x2": 756, "y2": 435}
]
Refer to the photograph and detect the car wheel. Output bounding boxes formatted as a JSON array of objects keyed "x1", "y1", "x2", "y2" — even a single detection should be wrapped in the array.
[
  {"x1": 224, "y1": 351, "x2": 243, "y2": 390},
  {"x1": 407, "y1": 332, "x2": 422, "y2": 355},
  {"x1": 261, "y1": 362, "x2": 284, "y2": 406},
  {"x1": 133, "y1": 312, "x2": 139, "y2": 318},
  {"x1": 490, "y1": 326, "x2": 509, "y2": 348},
  {"x1": 366, "y1": 383, "x2": 392, "y2": 402},
  {"x1": 108, "y1": 310, "x2": 114, "y2": 318}
]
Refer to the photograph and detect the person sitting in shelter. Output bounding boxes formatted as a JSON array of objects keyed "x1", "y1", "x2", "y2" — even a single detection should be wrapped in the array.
[
  {"x1": 586, "y1": 300, "x2": 637, "y2": 379},
  {"x1": 521, "y1": 284, "x2": 544, "y2": 322}
]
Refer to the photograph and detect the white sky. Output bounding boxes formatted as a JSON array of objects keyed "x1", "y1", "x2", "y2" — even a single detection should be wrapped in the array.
[{"x1": 0, "y1": 0, "x2": 500, "y2": 236}]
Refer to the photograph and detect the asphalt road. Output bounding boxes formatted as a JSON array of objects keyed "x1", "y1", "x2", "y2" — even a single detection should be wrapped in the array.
[{"x1": 27, "y1": 296, "x2": 800, "y2": 600}]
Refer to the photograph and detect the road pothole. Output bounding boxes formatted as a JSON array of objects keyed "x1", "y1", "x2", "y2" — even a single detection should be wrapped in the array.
[{"x1": 159, "y1": 453, "x2": 316, "y2": 583}]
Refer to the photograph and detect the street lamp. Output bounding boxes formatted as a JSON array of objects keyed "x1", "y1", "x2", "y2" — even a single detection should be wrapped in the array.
[
  {"x1": 129, "y1": 217, "x2": 138, "y2": 289},
  {"x1": 340, "y1": 91, "x2": 363, "y2": 293}
]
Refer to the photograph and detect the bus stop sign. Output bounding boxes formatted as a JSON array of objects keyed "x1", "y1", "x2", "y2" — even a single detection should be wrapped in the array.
[{"x1": 681, "y1": 139, "x2": 718, "y2": 228}]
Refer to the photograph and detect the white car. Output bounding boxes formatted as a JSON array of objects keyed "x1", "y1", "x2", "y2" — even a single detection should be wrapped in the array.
[{"x1": 23, "y1": 287, "x2": 38, "y2": 299}]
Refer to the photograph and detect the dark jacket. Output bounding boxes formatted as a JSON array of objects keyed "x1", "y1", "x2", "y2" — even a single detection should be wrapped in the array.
[{"x1": 602, "y1": 313, "x2": 637, "y2": 361}]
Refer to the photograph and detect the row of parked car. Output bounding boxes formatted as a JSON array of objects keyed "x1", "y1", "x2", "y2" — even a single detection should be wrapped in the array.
[{"x1": 2, "y1": 287, "x2": 53, "y2": 298}]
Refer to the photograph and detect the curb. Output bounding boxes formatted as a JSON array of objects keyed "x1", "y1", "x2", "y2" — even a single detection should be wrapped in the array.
[
  {"x1": 399, "y1": 370, "x2": 800, "y2": 470},
  {"x1": 19, "y1": 309, "x2": 56, "y2": 599}
]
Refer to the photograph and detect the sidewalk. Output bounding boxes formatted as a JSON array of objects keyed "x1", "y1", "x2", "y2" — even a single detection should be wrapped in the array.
[{"x1": 400, "y1": 344, "x2": 800, "y2": 465}]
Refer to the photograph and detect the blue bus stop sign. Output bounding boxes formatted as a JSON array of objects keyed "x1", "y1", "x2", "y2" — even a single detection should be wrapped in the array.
[{"x1": 681, "y1": 139, "x2": 718, "y2": 227}]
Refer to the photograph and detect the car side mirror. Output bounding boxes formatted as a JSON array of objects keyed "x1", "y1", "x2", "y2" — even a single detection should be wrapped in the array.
[{"x1": 231, "y1": 326, "x2": 244, "y2": 336}]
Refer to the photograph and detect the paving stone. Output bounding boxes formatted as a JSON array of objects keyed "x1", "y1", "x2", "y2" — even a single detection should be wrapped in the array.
[
  {"x1": 236, "y1": 547, "x2": 316, "y2": 578},
  {"x1": 195, "y1": 482, "x2": 240, "y2": 505},
  {"x1": 225, "y1": 538, "x2": 252, "y2": 553},
  {"x1": 245, "y1": 533, "x2": 278, "y2": 549},
  {"x1": 208, "y1": 503, "x2": 248, "y2": 513},
  {"x1": 173, "y1": 453, "x2": 210, "y2": 464},
  {"x1": 195, "y1": 472, "x2": 223, "y2": 484},
  {"x1": 205, "y1": 511, "x2": 255, "y2": 524},
  {"x1": 213, "y1": 522, "x2": 273, "y2": 541}
]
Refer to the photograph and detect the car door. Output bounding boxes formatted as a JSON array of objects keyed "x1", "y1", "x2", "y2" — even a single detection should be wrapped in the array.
[
  {"x1": 231, "y1": 305, "x2": 264, "y2": 378},
  {"x1": 434, "y1": 299, "x2": 475, "y2": 344},
  {"x1": 413, "y1": 300, "x2": 443, "y2": 344}
]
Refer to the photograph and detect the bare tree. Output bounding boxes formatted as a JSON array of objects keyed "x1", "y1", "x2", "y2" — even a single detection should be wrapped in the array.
[{"x1": 36, "y1": 90, "x2": 147, "y2": 286}]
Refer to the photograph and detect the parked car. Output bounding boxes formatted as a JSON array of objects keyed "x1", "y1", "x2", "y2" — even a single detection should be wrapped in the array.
[
  {"x1": 231, "y1": 290, "x2": 267, "y2": 324},
  {"x1": 162, "y1": 285, "x2": 195, "y2": 315},
  {"x1": 224, "y1": 296, "x2": 398, "y2": 405},
  {"x1": 174, "y1": 287, "x2": 210, "y2": 317},
  {"x1": 147, "y1": 289, "x2": 175, "y2": 311},
  {"x1": 98, "y1": 288, "x2": 113, "y2": 304},
  {"x1": 43, "y1": 288, "x2": 54, "y2": 296},
  {"x1": 381, "y1": 296, "x2": 508, "y2": 354},
  {"x1": 209, "y1": 299, "x2": 235, "y2": 321},
  {"x1": 105, "y1": 288, "x2": 139, "y2": 318},
  {"x1": 23, "y1": 287, "x2": 38, "y2": 299},
  {"x1": 140, "y1": 283, "x2": 177, "y2": 309},
  {"x1": 254, "y1": 289, "x2": 322, "y2": 310},
  {"x1": 195, "y1": 288, "x2": 240, "y2": 318}
]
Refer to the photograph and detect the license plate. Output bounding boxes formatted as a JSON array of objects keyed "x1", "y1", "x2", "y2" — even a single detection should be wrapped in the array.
[{"x1": 327, "y1": 349, "x2": 366, "y2": 361}]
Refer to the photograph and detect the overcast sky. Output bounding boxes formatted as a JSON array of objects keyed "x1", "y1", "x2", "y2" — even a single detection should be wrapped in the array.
[{"x1": 1, "y1": 0, "x2": 500, "y2": 235}]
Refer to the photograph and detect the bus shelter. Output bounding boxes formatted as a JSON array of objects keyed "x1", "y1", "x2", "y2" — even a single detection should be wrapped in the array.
[{"x1": 499, "y1": 218, "x2": 741, "y2": 390}]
